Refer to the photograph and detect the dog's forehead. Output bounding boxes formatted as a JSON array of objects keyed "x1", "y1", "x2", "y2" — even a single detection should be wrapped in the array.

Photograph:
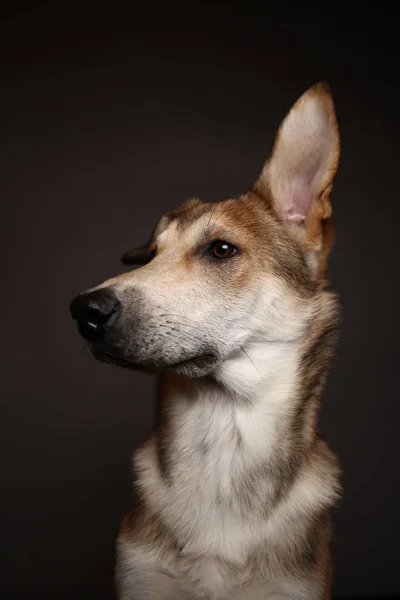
[
  {"x1": 156, "y1": 199, "x2": 223, "y2": 246},
  {"x1": 157, "y1": 196, "x2": 269, "y2": 246},
  {"x1": 155, "y1": 213, "x2": 210, "y2": 250}
]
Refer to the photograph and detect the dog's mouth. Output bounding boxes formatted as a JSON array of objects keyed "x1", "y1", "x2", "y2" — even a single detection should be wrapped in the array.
[
  {"x1": 90, "y1": 346, "x2": 140, "y2": 370},
  {"x1": 90, "y1": 345, "x2": 217, "y2": 375}
]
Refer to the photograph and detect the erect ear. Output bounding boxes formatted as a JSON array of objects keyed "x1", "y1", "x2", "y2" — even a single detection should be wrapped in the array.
[
  {"x1": 120, "y1": 214, "x2": 171, "y2": 265},
  {"x1": 253, "y1": 83, "x2": 340, "y2": 253}
]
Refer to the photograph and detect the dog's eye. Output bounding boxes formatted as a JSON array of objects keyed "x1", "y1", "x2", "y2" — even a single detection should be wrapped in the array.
[
  {"x1": 210, "y1": 240, "x2": 237, "y2": 259},
  {"x1": 149, "y1": 247, "x2": 157, "y2": 259}
]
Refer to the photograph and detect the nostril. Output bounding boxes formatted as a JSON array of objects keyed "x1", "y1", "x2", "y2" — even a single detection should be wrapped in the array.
[
  {"x1": 70, "y1": 289, "x2": 120, "y2": 340},
  {"x1": 85, "y1": 301, "x2": 116, "y2": 325}
]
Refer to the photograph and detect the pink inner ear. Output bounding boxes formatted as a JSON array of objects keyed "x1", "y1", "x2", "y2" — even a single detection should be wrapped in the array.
[{"x1": 283, "y1": 176, "x2": 314, "y2": 225}]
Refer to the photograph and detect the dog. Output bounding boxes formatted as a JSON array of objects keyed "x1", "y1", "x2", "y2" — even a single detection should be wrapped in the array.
[{"x1": 70, "y1": 82, "x2": 341, "y2": 599}]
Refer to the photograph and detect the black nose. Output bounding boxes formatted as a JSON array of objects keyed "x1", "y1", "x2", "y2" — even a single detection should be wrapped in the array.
[{"x1": 69, "y1": 289, "x2": 120, "y2": 341}]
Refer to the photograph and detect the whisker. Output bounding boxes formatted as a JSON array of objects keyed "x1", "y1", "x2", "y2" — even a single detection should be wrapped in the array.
[
  {"x1": 159, "y1": 319, "x2": 221, "y2": 344},
  {"x1": 147, "y1": 313, "x2": 220, "y2": 337},
  {"x1": 156, "y1": 327, "x2": 199, "y2": 346},
  {"x1": 207, "y1": 200, "x2": 234, "y2": 233},
  {"x1": 206, "y1": 203, "x2": 218, "y2": 232},
  {"x1": 241, "y1": 347, "x2": 261, "y2": 377},
  {"x1": 157, "y1": 313, "x2": 197, "y2": 322}
]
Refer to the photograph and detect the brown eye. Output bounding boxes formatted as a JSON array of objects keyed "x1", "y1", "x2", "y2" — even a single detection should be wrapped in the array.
[
  {"x1": 210, "y1": 240, "x2": 237, "y2": 259},
  {"x1": 149, "y1": 247, "x2": 157, "y2": 259}
]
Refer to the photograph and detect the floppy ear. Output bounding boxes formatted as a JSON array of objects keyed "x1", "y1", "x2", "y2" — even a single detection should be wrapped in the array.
[
  {"x1": 120, "y1": 214, "x2": 172, "y2": 266},
  {"x1": 254, "y1": 82, "x2": 340, "y2": 253},
  {"x1": 121, "y1": 243, "x2": 153, "y2": 265},
  {"x1": 120, "y1": 199, "x2": 204, "y2": 266}
]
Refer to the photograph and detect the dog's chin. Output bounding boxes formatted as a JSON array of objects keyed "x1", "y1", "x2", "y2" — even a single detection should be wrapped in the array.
[
  {"x1": 168, "y1": 354, "x2": 218, "y2": 378},
  {"x1": 89, "y1": 346, "x2": 218, "y2": 378}
]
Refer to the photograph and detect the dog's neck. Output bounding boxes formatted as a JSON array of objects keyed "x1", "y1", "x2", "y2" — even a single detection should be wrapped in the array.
[
  {"x1": 133, "y1": 290, "x2": 340, "y2": 566},
  {"x1": 215, "y1": 339, "x2": 301, "y2": 404},
  {"x1": 158, "y1": 290, "x2": 339, "y2": 480}
]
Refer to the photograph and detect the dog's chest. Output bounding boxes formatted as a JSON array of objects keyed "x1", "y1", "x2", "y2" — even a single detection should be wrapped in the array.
[
  {"x1": 144, "y1": 394, "x2": 288, "y2": 560},
  {"x1": 175, "y1": 398, "x2": 271, "y2": 492}
]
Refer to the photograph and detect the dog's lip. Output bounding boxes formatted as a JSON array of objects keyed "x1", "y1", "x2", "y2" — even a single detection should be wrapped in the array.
[
  {"x1": 90, "y1": 346, "x2": 217, "y2": 371},
  {"x1": 90, "y1": 346, "x2": 135, "y2": 369}
]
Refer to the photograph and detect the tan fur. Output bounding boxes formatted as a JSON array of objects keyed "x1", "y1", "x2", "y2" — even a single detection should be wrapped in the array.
[{"x1": 71, "y1": 83, "x2": 342, "y2": 599}]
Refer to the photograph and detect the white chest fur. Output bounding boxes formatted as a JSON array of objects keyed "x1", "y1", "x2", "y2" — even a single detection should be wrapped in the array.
[
  {"x1": 136, "y1": 342, "x2": 319, "y2": 556},
  {"x1": 132, "y1": 339, "x2": 338, "y2": 599}
]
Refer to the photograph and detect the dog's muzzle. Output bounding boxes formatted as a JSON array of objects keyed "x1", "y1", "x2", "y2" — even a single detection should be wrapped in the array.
[{"x1": 70, "y1": 287, "x2": 220, "y2": 376}]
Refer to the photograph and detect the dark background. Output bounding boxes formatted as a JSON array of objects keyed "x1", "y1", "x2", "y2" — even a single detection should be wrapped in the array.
[{"x1": 1, "y1": 2, "x2": 399, "y2": 599}]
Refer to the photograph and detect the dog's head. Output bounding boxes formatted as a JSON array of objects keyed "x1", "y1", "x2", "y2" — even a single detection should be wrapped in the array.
[{"x1": 70, "y1": 83, "x2": 340, "y2": 378}]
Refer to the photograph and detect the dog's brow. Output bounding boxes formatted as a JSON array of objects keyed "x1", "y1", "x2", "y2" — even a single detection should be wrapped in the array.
[
  {"x1": 205, "y1": 203, "x2": 218, "y2": 231},
  {"x1": 203, "y1": 202, "x2": 234, "y2": 238}
]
